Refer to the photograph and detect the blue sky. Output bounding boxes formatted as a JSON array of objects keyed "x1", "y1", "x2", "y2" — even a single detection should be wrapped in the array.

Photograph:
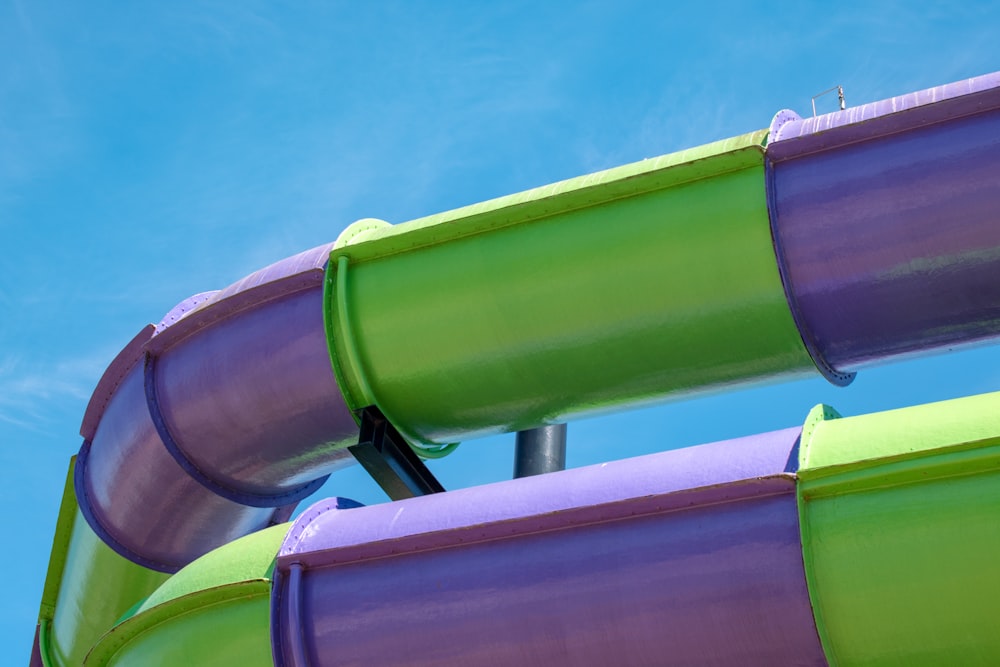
[{"x1": 3, "y1": 1, "x2": 1000, "y2": 660}]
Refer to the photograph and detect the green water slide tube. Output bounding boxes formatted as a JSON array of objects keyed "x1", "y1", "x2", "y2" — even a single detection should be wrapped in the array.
[
  {"x1": 33, "y1": 461, "x2": 167, "y2": 667},
  {"x1": 325, "y1": 130, "x2": 816, "y2": 445},
  {"x1": 83, "y1": 525, "x2": 286, "y2": 667},
  {"x1": 36, "y1": 464, "x2": 282, "y2": 667},
  {"x1": 799, "y1": 392, "x2": 1000, "y2": 665}
]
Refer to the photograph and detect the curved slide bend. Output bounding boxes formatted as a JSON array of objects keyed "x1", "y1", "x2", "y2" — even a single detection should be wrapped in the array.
[{"x1": 33, "y1": 71, "x2": 1000, "y2": 665}]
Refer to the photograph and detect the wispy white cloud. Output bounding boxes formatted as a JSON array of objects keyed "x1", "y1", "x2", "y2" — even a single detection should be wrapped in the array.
[{"x1": 0, "y1": 351, "x2": 108, "y2": 434}]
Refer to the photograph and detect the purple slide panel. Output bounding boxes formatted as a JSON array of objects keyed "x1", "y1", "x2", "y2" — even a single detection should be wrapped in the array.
[
  {"x1": 768, "y1": 73, "x2": 1000, "y2": 372},
  {"x1": 273, "y1": 427, "x2": 827, "y2": 666},
  {"x1": 76, "y1": 245, "x2": 359, "y2": 572}
]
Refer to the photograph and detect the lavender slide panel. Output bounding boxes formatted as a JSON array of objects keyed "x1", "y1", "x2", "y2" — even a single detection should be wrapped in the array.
[
  {"x1": 80, "y1": 324, "x2": 154, "y2": 441},
  {"x1": 151, "y1": 244, "x2": 336, "y2": 342},
  {"x1": 769, "y1": 72, "x2": 1000, "y2": 150},
  {"x1": 275, "y1": 486, "x2": 821, "y2": 666},
  {"x1": 201, "y1": 243, "x2": 334, "y2": 307},
  {"x1": 771, "y1": 100, "x2": 1000, "y2": 370},
  {"x1": 154, "y1": 291, "x2": 218, "y2": 335},
  {"x1": 78, "y1": 243, "x2": 360, "y2": 569},
  {"x1": 81, "y1": 363, "x2": 279, "y2": 571},
  {"x1": 274, "y1": 428, "x2": 824, "y2": 666},
  {"x1": 280, "y1": 426, "x2": 803, "y2": 557},
  {"x1": 154, "y1": 286, "x2": 357, "y2": 496},
  {"x1": 29, "y1": 626, "x2": 42, "y2": 667}
]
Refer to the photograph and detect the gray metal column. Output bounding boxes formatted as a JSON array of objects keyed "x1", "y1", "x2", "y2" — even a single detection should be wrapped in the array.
[{"x1": 513, "y1": 424, "x2": 567, "y2": 478}]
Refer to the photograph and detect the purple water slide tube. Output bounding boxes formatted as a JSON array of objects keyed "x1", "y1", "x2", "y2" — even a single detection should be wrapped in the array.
[
  {"x1": 272, "y1": 427, "x2": 826, "y2": 666},
  {"x1": 768, "y1": 73, "x2": 1000, "y2": 373},
  {"x1": 75, "y1": 245, "x2": 359, "y2": 572}
]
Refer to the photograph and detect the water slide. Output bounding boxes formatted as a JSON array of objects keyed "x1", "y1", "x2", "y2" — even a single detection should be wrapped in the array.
[{"x1": 32, "y1": 71, "x2": 1000, "y2": 665}]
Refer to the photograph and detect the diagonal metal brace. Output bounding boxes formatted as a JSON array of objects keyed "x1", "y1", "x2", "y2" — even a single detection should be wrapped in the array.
[{"x1": 348, "y1": 406, "x2": 445, "y2": 500}]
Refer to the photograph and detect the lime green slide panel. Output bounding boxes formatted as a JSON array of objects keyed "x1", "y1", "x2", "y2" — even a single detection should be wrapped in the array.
[
  {"x1": 36, "y1": 459, "x2": 167, "y2": 667},
  {"x1": 85, "y1": 523, "x2": 288, "y2": 667},
  {"x1": 798, "y1": 392, "x2": 1000, "y2": 666},
  {"x1": 327, "y1": 130, "x2": 815, "y2": 445},
  {"x1": 85, "y1": 589, "x2": 269, "y2": 667}
]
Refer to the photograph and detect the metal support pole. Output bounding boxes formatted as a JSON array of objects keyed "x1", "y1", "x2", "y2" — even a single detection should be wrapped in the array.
[{"x1": 514, "y1": 424, "x2": 567, "y2": 478}]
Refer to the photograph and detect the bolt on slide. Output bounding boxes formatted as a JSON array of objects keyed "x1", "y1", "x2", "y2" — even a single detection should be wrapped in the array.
[{"x1": 32, "y1": 71, "x2": 1000, "y2": 665}]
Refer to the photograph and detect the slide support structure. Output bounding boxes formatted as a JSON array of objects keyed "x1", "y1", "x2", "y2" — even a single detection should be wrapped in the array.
[
  {"x1": 348, "y1": 406, "x2": 446, "y2": 501},
  {"x1": 514, "y1": 424, "x2": 568, "y2": 478}
]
